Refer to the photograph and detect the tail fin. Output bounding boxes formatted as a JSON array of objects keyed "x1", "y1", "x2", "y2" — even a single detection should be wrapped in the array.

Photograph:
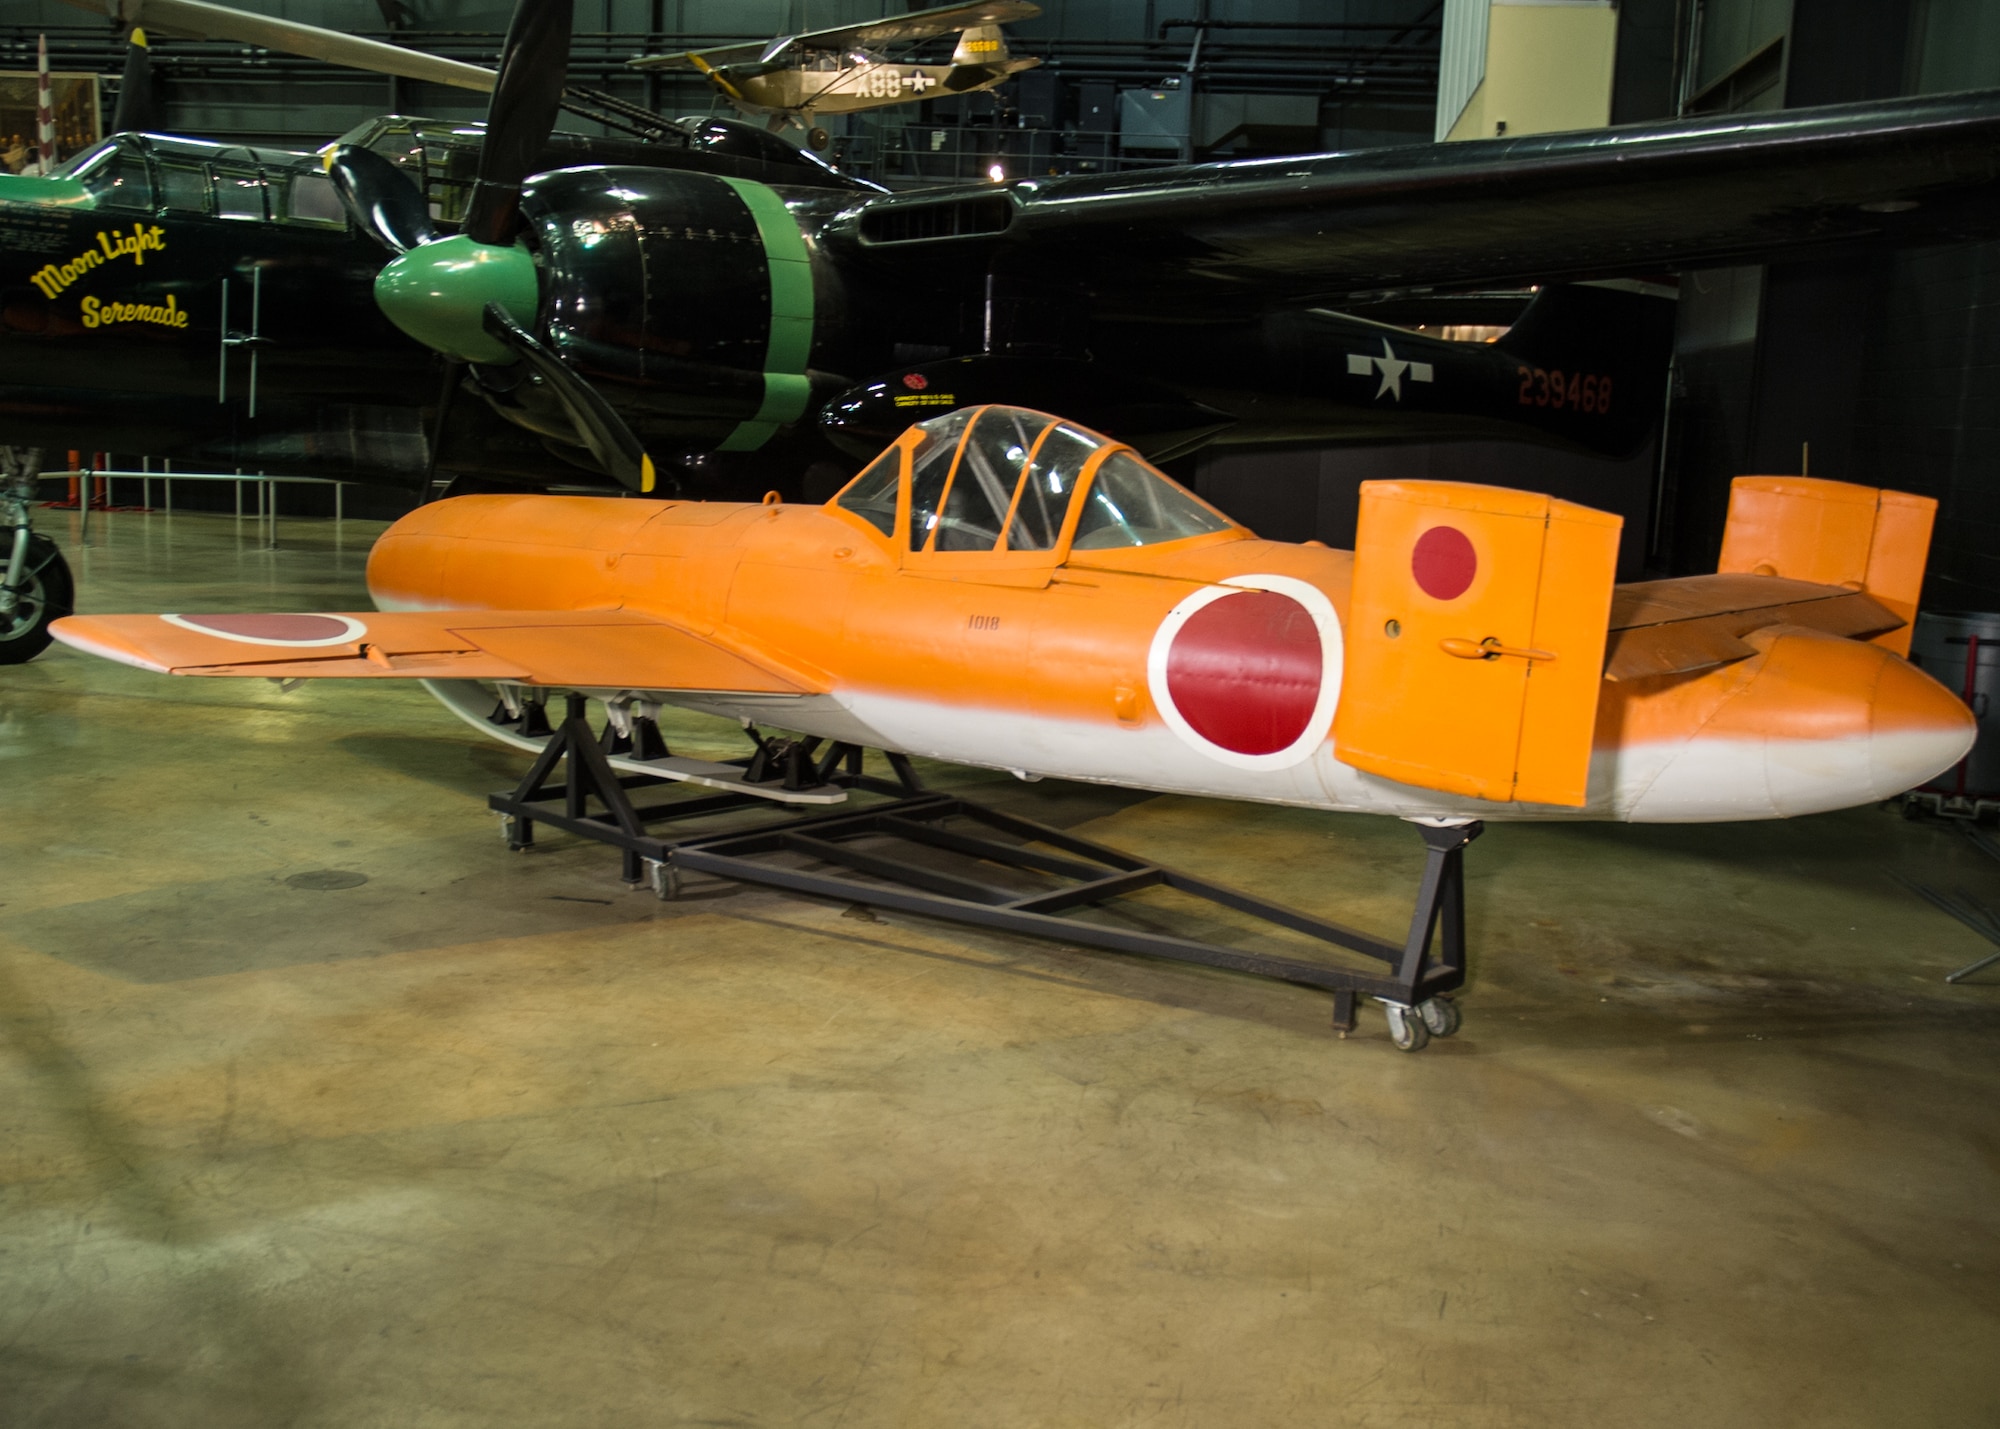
[
  {"x1": 1335, "y1": 479, "x2": 1622, "y2": 807},
  {"x1": 1493, "y1": 283, "x2": 1677, "y2": 458},
  {"x1": 953, "y1": 25, "x2": 1011, "y2": 65},
  {"x1": 1717, "y1": 476, "x2": 1936, "y2": 657}
]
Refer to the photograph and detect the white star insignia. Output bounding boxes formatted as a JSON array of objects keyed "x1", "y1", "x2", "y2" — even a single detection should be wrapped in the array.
[
  {"x1": 1347, "y1": 338, "x2": 1435, "y2": 401},
  {"x1": 905, "y1": 70, "x2": 934, "y2": 93}
]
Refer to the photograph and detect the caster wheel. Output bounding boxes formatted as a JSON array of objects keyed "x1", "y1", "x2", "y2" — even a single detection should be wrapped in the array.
[
  {"x1": 1383, "y1": 1001, "x2": 1430, "y2": 1053},
  {"x1": 1417, "y1": 996, "x2": 1461, "y2": 1037},
  {"x1": 646, "y1": 858, "x2": 679, "y2": 901},
  {"x1": 806, "y1": 126, "x2": 830, "y2": 151}
]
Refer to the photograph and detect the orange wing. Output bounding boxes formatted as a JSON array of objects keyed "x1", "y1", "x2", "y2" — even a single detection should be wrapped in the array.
[{"x1": 49, "y1": 609, "x2": 821, "y2": 695}]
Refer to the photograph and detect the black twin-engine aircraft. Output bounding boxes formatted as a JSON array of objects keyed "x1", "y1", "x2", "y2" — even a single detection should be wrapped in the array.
[{"x1": 5, "y1": 0, "x2": 2000, "y2": 504}]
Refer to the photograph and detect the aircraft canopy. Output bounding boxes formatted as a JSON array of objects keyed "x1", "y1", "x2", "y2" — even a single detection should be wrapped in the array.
[{"x1": 835, "y1": 405, "x2": 1236, "y2": 555}]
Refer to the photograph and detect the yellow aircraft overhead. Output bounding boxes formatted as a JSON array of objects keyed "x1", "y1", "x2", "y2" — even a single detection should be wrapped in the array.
[{"x1": 632, "y1": 1, "x2": 1042, "y2": 146}]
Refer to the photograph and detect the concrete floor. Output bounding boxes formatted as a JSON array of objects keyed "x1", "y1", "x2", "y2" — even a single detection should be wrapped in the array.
[{"x1": 4, "y1": 506, "x2": 2000, "y2": 1428}]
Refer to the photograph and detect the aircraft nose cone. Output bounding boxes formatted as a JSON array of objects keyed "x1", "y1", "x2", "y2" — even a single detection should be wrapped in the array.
[
  {"x1": 1865, "y1": 647, "x2": 1979, "y2": 799},
  {"x1": 373, "y1": 234, "x2": 539, "y2": 365}
]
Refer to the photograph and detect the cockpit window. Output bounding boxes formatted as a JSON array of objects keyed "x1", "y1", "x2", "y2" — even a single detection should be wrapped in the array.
[
  {"x1": 837, "y1": 406, "x2": 1234, "y2": 558},
  {"x1": 1071, "y1": 451, "x2": 1234, "y2": 550},
  {"x1": 214, "y1": 166, "x2": 267, "y2": 220},
  {"x1": 935, "y1": 407, "x2": 1052, "y2": 551},
  {"x1": 834, "y1": 443, "x2": 901, "y2": 536},
  {"x1": 1005, "y1": 423, "x2": 1097, "y2": 551},
  {"x1": 156, "y1": 162, "x2": 210, "y2": 214},
  {"x1": 283, "y1": 171, "x2": 347, "y2": 226},
  {"x1": 80, "y1": 150, "x2": 153, "y2": 210},
  {"x1": 905, "y1": 408, "x2": 975, "y2": 549}
]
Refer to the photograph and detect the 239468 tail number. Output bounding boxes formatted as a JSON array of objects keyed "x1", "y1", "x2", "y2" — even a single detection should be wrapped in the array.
[{"x1": 1518, "y1": 366, "x2": 1613, "y2": 414}]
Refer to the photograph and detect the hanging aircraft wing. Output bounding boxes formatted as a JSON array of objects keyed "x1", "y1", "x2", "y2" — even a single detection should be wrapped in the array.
[
  {"x1": 796, "y1": 1, "x2": 1040, "y2": 50},
  {"x1": 828, "y1": 89, "x2": 2000, "y2": 319},
  {"x1": 633, "y1": 1, "x2": 1040, "y2": 70},
  {"x1": 60, "y1": 0, "x2": 497, "y2": 93},
  {"x1": 49, "y1": 609, "x2": 822, "y2": 694}
]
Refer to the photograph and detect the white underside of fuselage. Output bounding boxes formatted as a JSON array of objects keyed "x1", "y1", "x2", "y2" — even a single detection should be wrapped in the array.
[
  {"x1": 379, "y1": 583, "x2": 1963, "y2": 825},
  {"x1": 423, "y1": 679, "x2": 1962, "y2": 825}
]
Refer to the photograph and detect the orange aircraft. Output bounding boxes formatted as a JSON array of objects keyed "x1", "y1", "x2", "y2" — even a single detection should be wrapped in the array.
[{"x1": 50, "y1": 406, "x2": 1976, "y2": 1043}]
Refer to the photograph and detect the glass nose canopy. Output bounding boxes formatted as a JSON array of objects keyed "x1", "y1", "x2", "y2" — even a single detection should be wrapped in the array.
[{"x1": 836, "y1": 406, "x2": 1234, "y2": 553}]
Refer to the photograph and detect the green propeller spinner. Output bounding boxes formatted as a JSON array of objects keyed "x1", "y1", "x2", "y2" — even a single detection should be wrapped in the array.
[{"x1": 373, "y1": 237, "x2": 538, "y2": 365}]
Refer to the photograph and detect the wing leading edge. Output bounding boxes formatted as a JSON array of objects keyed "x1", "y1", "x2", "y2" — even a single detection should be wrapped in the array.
[
  {"x1": 832, "y1": 89, "x2": 2000, "y2": 317},
  {"x1": 49, "y1": 609, "x2": 820, "y2": 694}
]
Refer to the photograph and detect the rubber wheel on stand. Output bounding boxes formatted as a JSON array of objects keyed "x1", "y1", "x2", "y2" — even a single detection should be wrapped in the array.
[
  {"x1": 1384, "y1": 1002, "x2": 1430, "y2": 1053},
  {"x1": 1418, "y1": 996, "x2": 1461, "y2": 1037},
  {"x1": 0, "y1": 535, "x2": 72, "y2": 665}
]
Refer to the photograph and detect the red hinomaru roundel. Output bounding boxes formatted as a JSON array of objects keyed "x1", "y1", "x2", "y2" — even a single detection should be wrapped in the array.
[
  {"x1": 1411, "y1": 524, "x2": 1477, "y2": 600},
  {"x1": 161, "y1": 613, "x2": 368, "y2": 647},
  {"x1": 1147, "y1": 575, "x2": 1344, "y2": 769}
]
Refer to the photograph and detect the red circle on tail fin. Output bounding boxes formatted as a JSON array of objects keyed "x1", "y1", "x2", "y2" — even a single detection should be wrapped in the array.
[
  {"x1": 1163, "y1": 590, "x2": 1322, "y2": 756},
  {"x1": 1412, "y1": 525, "x2": 1477, "y2": 600}
]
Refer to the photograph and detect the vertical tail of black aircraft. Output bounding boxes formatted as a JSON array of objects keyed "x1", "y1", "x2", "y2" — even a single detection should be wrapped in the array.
[{"x1": 1489, "y1": 282, "x2": 1677, "y2": 458}]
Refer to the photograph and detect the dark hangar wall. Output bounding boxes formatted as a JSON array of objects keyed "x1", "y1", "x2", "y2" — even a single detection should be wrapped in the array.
[{"x1": 1660, "y1": 0, "x2": 2000, "y2": 613}]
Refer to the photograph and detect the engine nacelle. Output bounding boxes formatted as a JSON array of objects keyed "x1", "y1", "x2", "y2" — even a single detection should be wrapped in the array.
[{"x1": 520, "y1": 166, "x2": 821, "y2": 452}]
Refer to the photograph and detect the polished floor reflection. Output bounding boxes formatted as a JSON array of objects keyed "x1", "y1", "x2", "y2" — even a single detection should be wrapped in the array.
[{"x1": 4, "y1": 508, "x2": 1999, "y2": 1427}]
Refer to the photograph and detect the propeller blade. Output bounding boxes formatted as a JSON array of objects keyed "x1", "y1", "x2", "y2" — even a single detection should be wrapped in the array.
[
  {"x1": 461, "y1": 0, "x2": 575, "y2": 246},
  {"x1": 325, "y1": 144, "x2": 436, "y2": 255},
  {"x1": 479, "y1": 303, "x2": 656, "y2": 493},
  {"x1": 110, "y1": 28, "x2": 156, "y2": 133}
]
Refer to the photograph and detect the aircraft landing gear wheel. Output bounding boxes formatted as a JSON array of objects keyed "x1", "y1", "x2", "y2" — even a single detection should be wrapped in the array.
[
  {"x1": 1418, "y1": 996, "x2": 1461, "y2": 1038},
  {"x1": 0, "y1": 535, "x2": 72, "y2": 665},
  {"x1": 1383, "y1": 1001, "x2": 1430, "y2": 1053},
  {"x1": 646, "y1": 857, "x2": 679, "y2": 901},
  {"x1": 806, "y1": 126, "x2": 830, "y2": 151}
]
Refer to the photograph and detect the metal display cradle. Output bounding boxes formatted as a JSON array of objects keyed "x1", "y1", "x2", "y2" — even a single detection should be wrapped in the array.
[{"x1": 489, "y1": 693, "x2": 1478, "y2": 1050}]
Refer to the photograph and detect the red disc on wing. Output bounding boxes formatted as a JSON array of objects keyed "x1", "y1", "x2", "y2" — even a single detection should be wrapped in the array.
[
  {"x1": 1412, "y1": 525, "x2": 1476, "y2": 600},
  {"x1": 177, "y1": 613, "x2": 355, "y2": 643},
  {"x1": 1164, "y1": 590, "x2": 1322, "y2": 756}
]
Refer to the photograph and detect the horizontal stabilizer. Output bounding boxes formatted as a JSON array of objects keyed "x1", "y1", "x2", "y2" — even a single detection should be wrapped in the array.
[
  {"x1": 1604, "y1": 574, "x2": 1903, "y2": 681},
  {"x1": 50, "y1": 608, "x2": 820, "y2": 694}
]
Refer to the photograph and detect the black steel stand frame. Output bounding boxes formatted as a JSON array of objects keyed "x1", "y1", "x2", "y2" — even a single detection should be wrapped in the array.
[{"x1": 488, "y1": 695, "x2": 1481, "y2": 1030}]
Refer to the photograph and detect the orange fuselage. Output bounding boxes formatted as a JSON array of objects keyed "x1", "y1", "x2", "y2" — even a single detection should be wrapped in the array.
[{"x1": 367, "y1": 492, "x2": 1975, "y2": 823}]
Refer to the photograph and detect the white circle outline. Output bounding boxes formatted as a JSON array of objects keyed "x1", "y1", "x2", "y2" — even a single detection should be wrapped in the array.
[
  {"x1": 161, "y1": 612, "x2": 368, "y2": 647},
  {"x1": 1146, "y1": 574, "x2": 1344, "y2": 771}
]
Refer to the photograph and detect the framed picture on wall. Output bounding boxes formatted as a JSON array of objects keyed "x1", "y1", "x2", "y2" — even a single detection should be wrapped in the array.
[{"x1": 0, "y1": 71, "x2": 103, "y2": 174}]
